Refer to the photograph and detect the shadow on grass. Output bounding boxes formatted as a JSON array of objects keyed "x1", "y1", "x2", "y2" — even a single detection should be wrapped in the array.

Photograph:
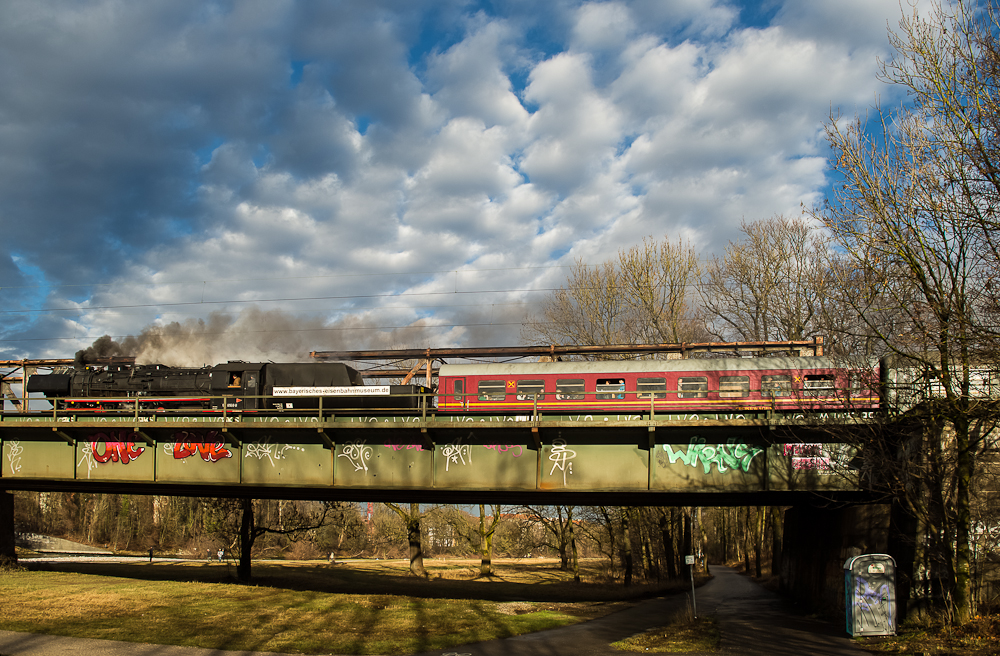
[{"x1": 20, "y1": 558, "x2": 697, "y2": 604}]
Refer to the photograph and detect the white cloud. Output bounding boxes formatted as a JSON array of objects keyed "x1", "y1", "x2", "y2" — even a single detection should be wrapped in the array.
[
  {"x1": 572, "y1": 2, "x2": 635, "y2": 51},
  {"x1": 0, "y1": 0, "x2": 913, "y2": 358}
]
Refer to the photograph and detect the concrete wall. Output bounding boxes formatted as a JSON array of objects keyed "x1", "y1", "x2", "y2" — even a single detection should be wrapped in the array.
[
  {"x1": 780, "y1": 503, "x2": 904, "y2": 615},
  {"x1": 0, "y1": 492, "x2": 14, "y2": 564}
]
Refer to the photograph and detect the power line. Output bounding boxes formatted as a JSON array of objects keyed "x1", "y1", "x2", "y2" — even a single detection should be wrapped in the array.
[
  {"x1": 0, "y1": 265, "x2": 580, "y2": 292},
  {"x1": 0, "y1": 321, "x2": 535, "y2": 344},
  {"x1": 0, "y1": 288, "x2": 557, "y2": 316}
]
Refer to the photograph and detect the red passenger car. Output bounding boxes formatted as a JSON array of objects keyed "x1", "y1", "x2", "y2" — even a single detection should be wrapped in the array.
[{"x1": 436, "y1": 357, "x2": 878, "y2": 414}]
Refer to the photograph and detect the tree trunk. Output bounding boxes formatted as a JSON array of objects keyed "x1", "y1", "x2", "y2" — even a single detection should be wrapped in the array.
[
  {"x1": 621, "y1": 507, "x2": 633, "y2": 586},
  {"x1": 754, "y1": 506, "x2": 764, "y2": 579},
  {"x1": 659, "y1": 510, "x2": 676, "y2": 580},
  {"x1": 953, "y1": 413, "x2": 973, "y2": 622},
  {"x1": 567, "y1": 506, "x2": 580, "y2": 583},
  {"x1": 238, "y1": 498, "x2": 253, "y2": 582},
  {"x1": 479, "y1": 504, "x2": 492, "y2": 577},
  {"x1": 770, "y1": 507, "x2": 782, "y2": 577},
  {"x1": 406, "y1": 502, "x2": 427, "y2": 578},
  {"x1": 741, "y1": 508, "x2": 751, "y2": 574},
  {"x1": 698, "y1": 507, "x2": 709, "y2": 575},
  {"x1": 682, "y1": 508, "x2": 692, "y2": 565}
]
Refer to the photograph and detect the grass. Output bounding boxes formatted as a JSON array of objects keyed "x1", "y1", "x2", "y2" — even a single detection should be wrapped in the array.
[
  {"x1": 0, "y1": 557, "x2": 690, "y2": 654},
  {"x1": 612, "y1": 612, "x2": 720, "y2": 653},
  {"x1": 855, "y1": 613, "x2": 1000, "y2": 656}
]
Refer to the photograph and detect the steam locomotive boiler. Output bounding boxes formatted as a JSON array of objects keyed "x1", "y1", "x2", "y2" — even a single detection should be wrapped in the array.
[{"x1": 25, "y1": 361, "x2": 430, "y2": 413}]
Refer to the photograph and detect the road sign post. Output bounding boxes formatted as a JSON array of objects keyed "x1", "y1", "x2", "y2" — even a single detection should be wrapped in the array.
[{"x1": 685, "y1": 554, "x2": 697, "y2": 617}]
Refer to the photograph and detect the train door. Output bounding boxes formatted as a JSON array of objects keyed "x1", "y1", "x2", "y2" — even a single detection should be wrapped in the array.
[
  {"x1": 244, "y1": 371, "x2": 259, "y2": 409},
  {"x1": 452, "y1": 377, "x2": 468, "y2": 411}
]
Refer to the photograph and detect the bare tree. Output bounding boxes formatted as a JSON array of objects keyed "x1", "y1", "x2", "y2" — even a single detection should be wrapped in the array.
[
  {"x1": 384, "y1": 502, "x2": 429, "y2": 577},
  {"x1": 475, "y1": 504, "x2": 502, "y2": 576},
  {"x1": 523, "y1": 238, "x2": 705, "y2": 350},
  {"x1": 813, "y1": 0, "x2": 1000, "y2": 623},
  {"x1": 701, "y1": 215, "x2": 833, "y2": 345},
  {"x1": 520, "y1": 505, "x2": 577, "y2": 571}
]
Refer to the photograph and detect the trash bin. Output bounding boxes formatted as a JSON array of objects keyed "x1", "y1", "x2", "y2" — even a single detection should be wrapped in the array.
[{"x1": 844, "y1": 554, "x2": 896, "y2": 636}]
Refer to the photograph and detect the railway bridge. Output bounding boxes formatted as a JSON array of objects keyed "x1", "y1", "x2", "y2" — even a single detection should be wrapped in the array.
[
  {"x1": 0, "y1": 339, "x2": 892, "y2": 615},
  {"x1": 0, "y1": 405, "x2": 872, "y2": 505}
]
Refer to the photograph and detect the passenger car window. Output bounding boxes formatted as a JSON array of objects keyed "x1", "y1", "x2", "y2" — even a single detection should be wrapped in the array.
[
  {"x1": 761, "y1": 375, "x2": 792, "y2": 397},
  {"x1": 556, "y1": 379, "x2": 585, "y2": 400},
  {"x1": 596, "y1": 378, "x2": 625, "y2": 400},
  {"x1": 719, "y1": 376, "x2": 750, "y2": 398},
  {"x1": 516, "y1": 380, "x2": 545, "y2": 401},
  {"x1": 804, "y1": 374, "x2": 835, "y2": 397},
  {"x1": 637, "y1": 377, "x2": 666, "y2": 399},
  {"x1": 477, "y1": 380, "x2": 506, "y2": 401},
  {"x1": 678, "y1": 376, "x2": 708, "y2": 398}
]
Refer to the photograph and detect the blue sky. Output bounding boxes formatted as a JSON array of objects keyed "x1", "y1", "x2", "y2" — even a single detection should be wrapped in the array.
[{"x1": 0, "y1": 0, "x2": 916, "y2": 364}]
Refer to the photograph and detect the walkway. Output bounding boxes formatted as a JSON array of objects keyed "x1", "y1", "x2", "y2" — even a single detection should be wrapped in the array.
[{"x1": 413, "y1": 565, "x2": 866, "y2": 656}]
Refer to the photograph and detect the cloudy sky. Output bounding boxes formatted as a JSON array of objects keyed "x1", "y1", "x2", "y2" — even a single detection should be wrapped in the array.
[{"x1": 0, "y1": 0, "x2": 915, "y2": 364}]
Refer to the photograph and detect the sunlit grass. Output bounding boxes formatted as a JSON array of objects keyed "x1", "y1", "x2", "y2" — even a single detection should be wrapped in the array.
[
  {"x1": 0, "y1": 558, "x2": 685, "y2": 654},
  {"x1": 612, "y1": 613, "x2": 719, "y2": 653}
]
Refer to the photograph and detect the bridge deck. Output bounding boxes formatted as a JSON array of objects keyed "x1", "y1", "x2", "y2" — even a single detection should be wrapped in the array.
[{"x1": 0, "y1": 411, "x2": 872, "y2": 504}]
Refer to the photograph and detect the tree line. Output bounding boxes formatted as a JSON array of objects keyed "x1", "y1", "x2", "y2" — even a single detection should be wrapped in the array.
[{"x1": 13, "y1": 492, "x2": 787, "y2": 589}]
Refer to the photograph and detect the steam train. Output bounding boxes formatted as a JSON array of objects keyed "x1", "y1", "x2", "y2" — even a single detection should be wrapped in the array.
[
  {"x1": 23, "y1": 356, "x2": 880, "y2": 414},
  {"x1": 25, "y1": 361, "x2": 430, "y2": 412}
]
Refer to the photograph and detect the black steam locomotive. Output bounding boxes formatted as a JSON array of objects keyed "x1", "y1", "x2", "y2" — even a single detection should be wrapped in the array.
[{"x1": 26, "y1": 361, "x2": 430, "y2": 412}]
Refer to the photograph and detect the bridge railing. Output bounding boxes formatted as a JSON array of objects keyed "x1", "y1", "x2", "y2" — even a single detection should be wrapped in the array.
[{"x1": 3, "y1": 385, "x2": 881, "y2": 422}]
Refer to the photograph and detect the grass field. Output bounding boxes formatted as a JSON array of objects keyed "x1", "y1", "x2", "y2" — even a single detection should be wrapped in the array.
[{"x1": 0, "y1": 557, "x2": 695, "y2": 654}]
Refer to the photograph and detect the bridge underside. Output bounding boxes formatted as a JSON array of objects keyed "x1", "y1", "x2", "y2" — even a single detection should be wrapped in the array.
[{"x1": 1, "y1": 412, "x2": 873, "y2": 505}]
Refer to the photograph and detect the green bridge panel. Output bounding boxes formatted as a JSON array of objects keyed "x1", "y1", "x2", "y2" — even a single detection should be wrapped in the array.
[
  {"x1": 3, "y1": 439, "x2": 74, "y2": 479},
  {"x1": 0, "y1": 413, "x2": 865, "y2": 497},
  {"x1": 539, "y1": 443, "x2": 648, "y2": 491},
  {"x1": 652, "y1": 440, "x2": 767, "y2": 492},
  {"x1": 432, "y1": 443, "x2": 536, "y2": 490},
  {"x1": 155, "y1": 442, "x2": 240, "y2": 484},
  {"x1": 244, "y1": 442, "x2": 331, "y2": 486}
]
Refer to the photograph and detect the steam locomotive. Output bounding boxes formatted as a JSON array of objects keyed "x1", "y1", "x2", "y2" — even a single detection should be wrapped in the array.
[
  {"x1": 24, "y1": 355, "x2": 880, "y2": 415},
  {"x1": 25, "y1": 361, "x2": 430, "y2": 412}
]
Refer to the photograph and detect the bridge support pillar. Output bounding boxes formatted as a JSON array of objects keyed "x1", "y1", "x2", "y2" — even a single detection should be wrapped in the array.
[
  {"x1": 780, "y1": 503, "x2": 891, "y2": 615},
  {"x1": 0, "y1": 491, "x2": 15, "y2": 565}
]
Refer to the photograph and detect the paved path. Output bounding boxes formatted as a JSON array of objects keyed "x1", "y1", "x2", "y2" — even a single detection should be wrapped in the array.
[
  {"x1": 0, "y1": 566, "x2": 864, "y2": 656},
  {"x1": 414, "y1": 566, "x2": 865, "y2": 656}
]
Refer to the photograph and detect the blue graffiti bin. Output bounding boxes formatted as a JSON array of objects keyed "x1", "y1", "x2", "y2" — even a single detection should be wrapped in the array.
[{"x1": 844, "y1": 554, "x2": 896, "y2": 636}]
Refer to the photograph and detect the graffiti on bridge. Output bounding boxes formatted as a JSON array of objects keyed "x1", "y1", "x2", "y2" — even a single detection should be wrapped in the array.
[
  {"x1": 165, "y1": 430, "x2": 232, "y2": 462},
  {"x1": 6, "y1": 441, "x2": 23, "y2": 474},
  {"x1": 547, "y1": 439, "x2": 576, "y2": 485},
  {"x1": 781, "y1": 443, "x2": 855, "y2": 474},
  {"x1": 244, "y1": 440, "x2": 304, "y2": 467},
  {"x1": 660, "y1": 437, "x2": 763, "y2": 475},
  {"x1": 73, "y1": 430, "x2": 237, "y2": 474},
  {"x1": 338, "y1": 442, "x2": 373, "y2": 473},
  {"x1": 484, "y1": 443, "x2": 523, "y2": 457}
]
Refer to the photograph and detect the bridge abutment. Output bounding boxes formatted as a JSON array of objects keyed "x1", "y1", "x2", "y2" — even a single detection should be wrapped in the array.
[
  {"x1": 780, "y1": 503, "x2": 913, "y2": 617},
  {"x1": 0, "y1": 491, "x2": 15, "y2": 565}
]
